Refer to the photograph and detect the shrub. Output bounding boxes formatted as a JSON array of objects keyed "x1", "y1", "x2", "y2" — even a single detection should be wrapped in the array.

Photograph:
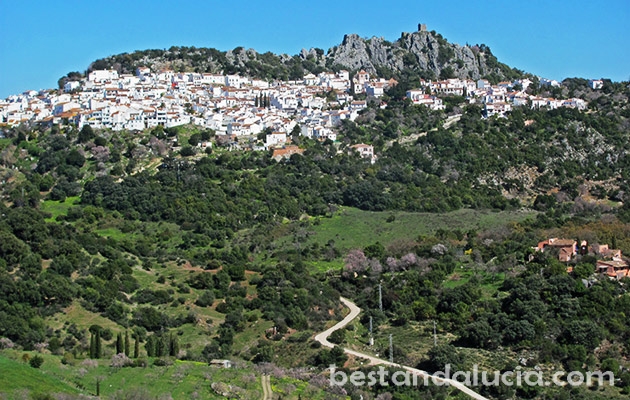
[
  {"x1": 61, "y1": 352, "x2": 77, "y2": 366},
  {"x1": 153, "y1": 358, "x2": 172, "y2": 367},
  {"x1": 0, "y1": 337, "x2": 15, "y2": 349},
  {"x1": 195, "y1": 290, "x2": 215, "y2": 307},
  {"x1": 110, "y1": 353, "x2": 133, "y2": 368},
  {"x1": 29, "y1": 355, "x2": 44, "y2": 368},
  {"x1": 133, "y1": 358, "x2": 149, "y2": 368},
  {"x1": 328, "y1": 329, "x2": 345, "y2": 344}
]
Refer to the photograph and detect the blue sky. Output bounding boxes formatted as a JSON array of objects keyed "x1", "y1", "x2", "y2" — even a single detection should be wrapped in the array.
[{"x1": 0, "y1": 0, "x2": 628, "y2": 98}]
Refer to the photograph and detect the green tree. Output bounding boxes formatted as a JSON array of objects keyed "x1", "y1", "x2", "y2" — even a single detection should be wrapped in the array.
[
  {"x1": 95, "y1": 330, "x2": 102, "y2": 358},
  {"x1": 134, "y1": 337, "x2": 140, "y2": 358},
  {"x1": 426, "y1": 344, "x2": 467, "y2": 373},
  {"x1": 90, "y1": 332, "x2": 96, "y2": 359},
  {"x1": 188, "y1": 133, "x2": 202, "y2": 147},
  {"x1": 116, "y1": 333, "x2": 123, "y2": 354},
  {"x1": 77, "y1": 125, "x2": 95, "y2": 143},
  {"x1": 65, "y1": 149, "x2": 85, "y2": 167},
  {"x1": 180, "y1": 146, "x2": 196, "y2": 157},
  {"x1": 364, "y1": 242, "x2": 385, "y2": 259},
  {"x1": 145, "y1": 335, "x2": 156, "y2": 357},
  {"x1": 329, "y1": 329, "x2": 345, "y2": 344},
  {"x1": 169, "y1": 333, "x2": 179, "y2": 357},
  {"x1": 124, "y1": 330, "x2": 130, "y2": 356}
]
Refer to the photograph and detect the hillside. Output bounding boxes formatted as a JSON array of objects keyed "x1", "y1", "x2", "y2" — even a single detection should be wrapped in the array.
[
  {"x1": 2, "y1": 25, "x2": 630, "y2": 399},
  {"x1": 64, "y1": 26, "x2": 519, "y2": 87},
  {"x1": 0, "y1": 355, "x2": 79, "y2": 396}
]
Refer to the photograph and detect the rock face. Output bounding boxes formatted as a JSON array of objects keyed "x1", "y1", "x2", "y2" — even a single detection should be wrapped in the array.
[
  {"x1": 85, "y1": 27, "x2": 513, "y2": 82},
  {"x1": 316, "y1": 29, "x2": 500, "y2": 80}
]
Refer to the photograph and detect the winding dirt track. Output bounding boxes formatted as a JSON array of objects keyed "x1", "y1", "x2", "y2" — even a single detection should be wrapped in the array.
[
  {"x1": 315, "y1": 297, "x2": 489, "y2": 400},
  {"x1": 261, "y1": 374, "x2": 272, "y2": 400}
]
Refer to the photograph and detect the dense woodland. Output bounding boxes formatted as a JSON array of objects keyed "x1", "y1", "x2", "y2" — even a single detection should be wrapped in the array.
[{"x1": 1, "y1": 75, "x2": 630, "y2": 399}]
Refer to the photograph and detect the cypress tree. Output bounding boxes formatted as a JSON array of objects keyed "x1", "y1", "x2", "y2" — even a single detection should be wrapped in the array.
[
  {"x1": 95, "y1": 330, "x2": 102, "y2": 359},
  {"x1": 124, "y1": 331, "x2": 130, "y2": 356},
  {"x1": 255, "y1": 95, "x2": 259, "y2": 108},
  {"x1": 169, "y1": 333, "x2": 179, "y2": 357},
  {"x1": 89, "y1": 333, "x2": 96, "y2": 359},
  {"x1": 134, "y1": 337, "x2": 139, "y2": 358},
  {"x1": 157, "y1": 336, "x2": 164, "y2": 357},
  {"x1": 116, "y1": 333, "x2": 123, "y2": 354},
  {"x1": 156, "y1": 336, "x2": 165, "y2": 357},
  {"x1": 145, "y1": 336, "x2": 155, "y2": 357}
]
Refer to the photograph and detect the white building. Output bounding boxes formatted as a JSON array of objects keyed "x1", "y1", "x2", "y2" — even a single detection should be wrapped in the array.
[
  {"x1": 588, "y1": 79, "x2": 604, "y2": 90},
  {"x1": 484, "y1": 102, "x2": 512, "y2": 118},
  {"x1": 406, "y1": 90, "x2": 444, "y2": 110},
  {"x1": 88, "y1": 70, "x2": 119, "y2": 82},
  {"x1": 350, "y1": 143, "x2": 377, "y2": 164},
  {"x1": 64, "y1": 81, "x2": 81, "y2": 92},
  {"x1": 266, "y1": 132, "x2": 287, "y2": 147}
]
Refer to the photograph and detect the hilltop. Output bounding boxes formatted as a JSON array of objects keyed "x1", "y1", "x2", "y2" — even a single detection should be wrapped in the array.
[{"x1": 60, "y1": 25, "x2": 520, "y2": 89}]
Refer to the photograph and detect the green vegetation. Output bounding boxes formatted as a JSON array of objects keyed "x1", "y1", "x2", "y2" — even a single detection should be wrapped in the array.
[
  {"x1": 307, "y1": 207, "x2": 535, "y2": 251},
  {"x1": 0, "y1": 70, "x2": 629, "y2": 398},
  {"x1": 41, "y1": 196, "x2": 80, "y2": 221},
  {"x1": 0, "y1": 355, "x2": 79, "y2": 396}
]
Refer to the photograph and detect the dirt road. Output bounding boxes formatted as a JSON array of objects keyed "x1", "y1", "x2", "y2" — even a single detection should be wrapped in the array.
[{"x1": 314, "y1": 297, "x2": 489, "y2": 400}]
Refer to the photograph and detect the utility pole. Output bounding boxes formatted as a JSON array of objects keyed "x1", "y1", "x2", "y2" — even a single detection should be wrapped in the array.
[
  {"x1": 378, "y1": 283, "x2": 383, "y2": 312},
  {"x1": 369, "y1": 316, "x2": 374, "y2": 346},
  {"x1": 433, "y1": 320, "x2": 437, "y2": 347},
  {"x1": 389, "y1": 334, "x2": 393, "y2": 364}
]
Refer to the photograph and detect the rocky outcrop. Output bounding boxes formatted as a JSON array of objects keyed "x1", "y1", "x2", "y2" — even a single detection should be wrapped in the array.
[
  {"x1": 85, "y1": 27, "x2": 514, "y2": 82},
  {"x1": 317, "y1": 29, "x2": 500, "y2": 80}
]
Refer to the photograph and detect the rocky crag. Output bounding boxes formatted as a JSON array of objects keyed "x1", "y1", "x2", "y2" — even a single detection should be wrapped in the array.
[{"x1": 73, "y1": 25, "x2": 519, "y2": 85}]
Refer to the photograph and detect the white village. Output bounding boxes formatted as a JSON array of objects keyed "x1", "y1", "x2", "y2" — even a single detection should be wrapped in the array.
[{"x1": 1, "y1": 65, "x2": 600, "y2": 153}]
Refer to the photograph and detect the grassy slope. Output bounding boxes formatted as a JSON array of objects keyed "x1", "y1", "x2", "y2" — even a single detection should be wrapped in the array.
[
  {"x1": 33, "y1": 194, "x2": 541, "y2": 397},
  {"x1": 0, "y1": 355, "x2": 79, "y2": 396},
  {"x1": 48, "y1": 301, "x2": 122, "y2": 333},
  {"x1": 308, "y1": 207, "x2": 536, "y2": 251},
  {"x1": 0, "y1": 349, "x2": 335, "y2": 400},
  {"x1": 40, "y1": 196, "x2": 80, "y2": 221}
]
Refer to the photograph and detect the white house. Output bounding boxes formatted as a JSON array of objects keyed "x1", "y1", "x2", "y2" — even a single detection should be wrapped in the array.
[
  {"x1": 484, "y1": 102, "x2": 512, "y2": 118},
  {"x1": 303, "y1": 73, "x2": 318, "y2": 86},
  {"x1": 539, "y1": 78, "x2": 560, "y2": 87},
  {"x1": 350, "y1": 100, "x2": 367, "y2": 111},
  {"x1": 337, "y1": 70, "x2": 350, "y2": 80},
  {"x1": 225, "y1": 75, "x2": 246, "y2": 88},
  {"x1": 366, "y1": 82, "x2": 385, "y2": 98},
  {"x1": 562, "y1": 98, "x2": 587, "y2": 110},
  {"x1": 89, "y1": 70, "x2": 119, "y2": 82},
  {"x1": 352, "y1": 70, "x2": 370, "y2": 94},
  {"x1": 136, "y1": 67, "x2": 151, "y2": 76},
  {"x1": 53, "y1": 101, "x2": 81, "y2": 116},
  {"x1": 350, "y1": 143, "x2": 377, "y2": 164},
  {"x1": 64, "y1": 81, "x2": 81, "y2": 93},
  {"x1": 266, "y1": 132, "x2": 287, "y2": 147},
  {"x1": 477, "y1": 79, "x2": 491, "y2": 89},
  {"x1": 312, "y1": 125, "x2": 336, "y2": 141},
  {"x1": 406, "y1": 90, "x2": 444, "y2": 110}
]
